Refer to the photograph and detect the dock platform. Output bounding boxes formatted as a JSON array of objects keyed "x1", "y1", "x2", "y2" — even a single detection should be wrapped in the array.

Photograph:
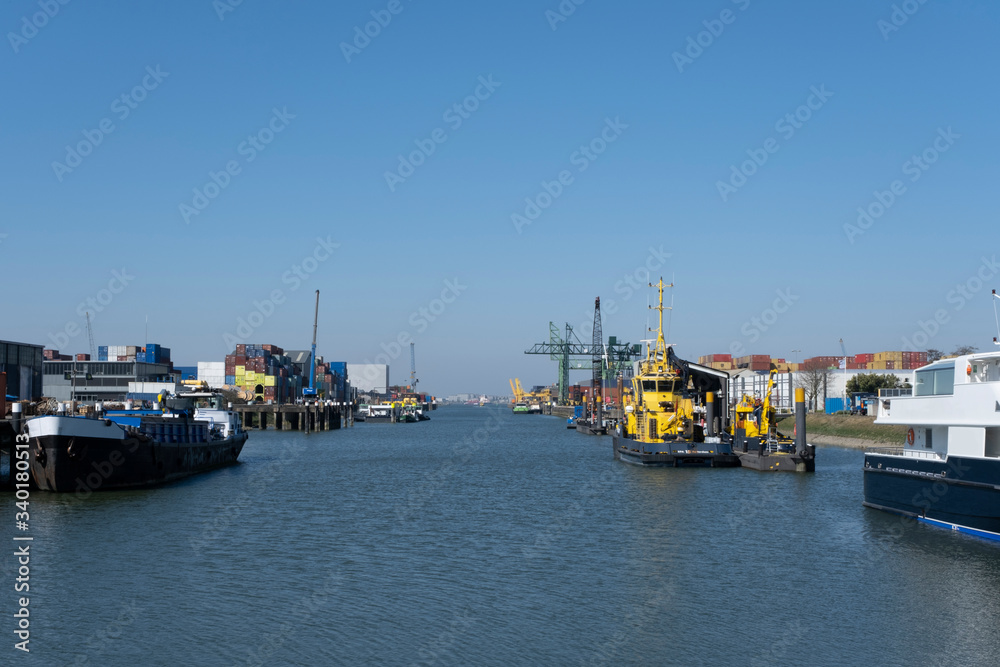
[{"x1": 234, "y1": 404, "x2": 342, "y2": 431}]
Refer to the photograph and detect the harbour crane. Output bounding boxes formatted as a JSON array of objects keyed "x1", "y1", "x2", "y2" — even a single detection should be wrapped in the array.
[
  {"x1": 409, "y1": 342, "x2": 418, "y2": 391},
  {"x1": 592, "y1": 297, "x2": 604, "y2": 428},
  {"x1": 303, "y1": 290, "x2": 320, "y2": 396},
  {"x1": 509, "y1": 379, "x2": 525, "y2": 403},
  {"x1": 524, "y1": 320, "x2": 641, "y2": 404},
  {"x1": 86, "y1": 312, "x2": 97, "y2": 359}
]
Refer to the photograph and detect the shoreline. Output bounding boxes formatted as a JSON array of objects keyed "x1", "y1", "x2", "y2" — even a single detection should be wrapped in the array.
[{"x1": 807, "y1": 434, "x2": 889, "y2": 450}]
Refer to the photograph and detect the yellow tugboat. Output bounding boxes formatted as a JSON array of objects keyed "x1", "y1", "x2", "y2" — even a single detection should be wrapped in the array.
[{"x1": 613, "y1": 279, "x2": 739, "y2": 467}]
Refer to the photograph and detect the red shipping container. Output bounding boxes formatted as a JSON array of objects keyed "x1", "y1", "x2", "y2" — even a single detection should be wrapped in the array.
[
  {"x1": 76, "y1": 354, "x2": 90, "y2": 361},
  {"x1": 236, "y1": 344, "x2": 246, "y2": 355}
]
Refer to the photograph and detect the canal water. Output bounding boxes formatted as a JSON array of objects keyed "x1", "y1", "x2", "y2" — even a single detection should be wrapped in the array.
[{"x1": 9, "y1": 405, "x2": 1000, "y2": 665}]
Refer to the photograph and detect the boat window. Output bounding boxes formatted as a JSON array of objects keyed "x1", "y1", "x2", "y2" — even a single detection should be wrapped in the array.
[
  {"x1": 986, "y1": 428, "x2": 1000, "y2": 458},
  {"x1": 914, "y1": 363, "x2": 955, "y2": 396},
  {"x1": 925, "y1": 429, "x2": 932, "y2": 449}
]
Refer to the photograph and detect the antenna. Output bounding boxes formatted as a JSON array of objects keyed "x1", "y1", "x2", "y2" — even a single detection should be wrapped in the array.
[
  {"x1": 666, "y1": 273, "x2": 675, "y2": 344},
  {"x1": 993, "y1": 290, "x2": 1000, "y2": 345}
]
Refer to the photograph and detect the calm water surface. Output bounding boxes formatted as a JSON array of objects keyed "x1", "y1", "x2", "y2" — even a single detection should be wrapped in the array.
[{"x1": 9, "y1": 405, "x2": 1000, "y2": 665}]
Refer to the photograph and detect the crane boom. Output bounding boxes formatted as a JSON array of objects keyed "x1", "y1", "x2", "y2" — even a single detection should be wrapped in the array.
[
  {"x1": 303, "y1": 290, "x2": 320, "y2": 396},
  {"x1": 409, "y1": 342, "x2": 417, "y2": 390},
  {"x1": 85, "y1": 312, "x2": 97, "y2": 359}
]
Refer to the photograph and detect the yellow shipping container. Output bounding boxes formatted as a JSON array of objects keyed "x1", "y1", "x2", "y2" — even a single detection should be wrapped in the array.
[
  {"x1": 264, "y1": 375, "x2": 276, "y2": 387},
  {"x1": 235, "y1": 365, "x2": 245, "y2": 374}
]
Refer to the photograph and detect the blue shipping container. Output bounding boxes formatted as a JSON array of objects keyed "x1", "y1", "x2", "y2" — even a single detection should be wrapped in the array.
[
  {"x1": 825, "y1": 398, "x2": 845, "y2": 414},
  {"x1": 225, "y1": 375, "x2": 236, "y2": 385}
]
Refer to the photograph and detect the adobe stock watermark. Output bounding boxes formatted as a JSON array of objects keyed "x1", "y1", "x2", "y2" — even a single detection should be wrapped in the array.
[
  {"x1": 213, "y1": 0, "x2": 247, "y2": 21},
  {"x1": 396, "y1": 406, "x2": 506, "y2": 523},
  {"x1": 844, "y1": 126, "x2": 959, "y2": 244},
  {"x1": 340, "y1": 0, "x2": 416, "y2": 63},
  {"x1": 222, "y1": 236, "x2": 339, "y2": 347},
  {"x1": 72, "y1": 601, "x2": 142, "y2": 666},
  {"x1": 900, "y1": 255, "x2": 999, "y2": 351},
  {"x1": 51, "y1": 66, "x2": 170, "y2": 182},
  {"x1": 410, "y1": 606, "x2": 475, "y2": 665},
  {"x1": 384, "y1": 75, "x2": 501, "y2": 192},
  {"x1": 242, "y1": 570, "x2": 343, "y2": 667},
  {"x1": 545, "y1": 0, "x2": 589, "y2": 31},
  {"x1": 729, "y1": 287, "x2": 798, "y2": 357},
  {"x1": 353, "y1": 278, "x2": 467, "y2": 390},
  {"x1": 179, "y1": 107, "x2": 295, "y2": 224},
  {"x1": 510, "y1": 117, "x2": 628, "y2": 234},
  {"x1": 48, "y1": 268, "x2": 135, "y2": 349},
  {"x1": 7, "y1": 0, "x2": 73, "y2": 54},
  {"x1": 877, "y1": 0, "x2": 931, "y2": 41},
  {"x1": 567, "y1": 246, "x2": 672, "y2": 341},
  {"x1": 672, "y1": 0, "x2": 751, "y2": 73},
  {"x1": 716, "y1": 84, "x2": 833, "y2": 202}
]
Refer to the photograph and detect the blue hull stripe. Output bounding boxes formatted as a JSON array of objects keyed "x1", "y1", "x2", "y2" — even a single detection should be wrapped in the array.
[{"x1": 917, "y1": 515, "x2": 1000, "y2": 542}]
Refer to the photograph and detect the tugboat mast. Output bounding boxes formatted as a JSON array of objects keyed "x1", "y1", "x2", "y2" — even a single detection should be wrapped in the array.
[{"x1": 646, "y1": 278, "x2": 672, "y2": 367}]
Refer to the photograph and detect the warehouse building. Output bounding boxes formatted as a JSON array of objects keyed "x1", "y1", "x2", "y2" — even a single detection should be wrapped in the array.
[
  {"x1": 0, "y1": 340, "x2": 44, "y2": 400},
  {"x1": 42, "y1": 359, "x2": 178, "y2": 403},
  {"x1": 347, "y1": 364, "x2": 389, "y2": 394}
]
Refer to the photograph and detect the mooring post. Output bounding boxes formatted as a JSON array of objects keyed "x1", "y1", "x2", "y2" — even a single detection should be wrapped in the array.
[
  {"x1": 795, "y1": 387, "x2": 806, "y2": 455},
  {"x1": 706, "y1": 392, "x2": 716, "y2": 437},
  {"x1": 11, "y1": 402, "x2": 22, "y2": 434}
]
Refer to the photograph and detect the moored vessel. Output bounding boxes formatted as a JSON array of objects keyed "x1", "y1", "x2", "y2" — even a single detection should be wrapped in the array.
[
  {"x1": 864, "y1": 350, "x2": 1000, "y2": 539},
  {"x1": 26, "y1": 391, "x2": 248, "y2": 493},
  {"x1": 731, "y1": 372, "x2": 815, "y2": 472},
  {"x1": 612, "y1": 279, "x2": 739, "y2": 467}
]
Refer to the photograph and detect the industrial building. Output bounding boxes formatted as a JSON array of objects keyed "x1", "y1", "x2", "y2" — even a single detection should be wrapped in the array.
[
  {"x1": 0, "y1": 339, "x2": 44, "y2": 400},
  {"x1": 42, "y1": 358, "x2": 179, "y2": 403},
  {"x1": 348, "y1": 364, "x2": 389, "y2": 394},
  {"x1": 197, "y1": 361, "x2": 226, "y2": 388}
]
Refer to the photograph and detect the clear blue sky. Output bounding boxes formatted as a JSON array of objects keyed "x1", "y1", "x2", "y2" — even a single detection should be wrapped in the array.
[{"x1": 2, "y1": 0, "x2": 998, "y2": 396}]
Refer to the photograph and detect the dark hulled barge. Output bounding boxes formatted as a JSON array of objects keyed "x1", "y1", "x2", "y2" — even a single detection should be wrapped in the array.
[{"x1": 26, "y1": 391, "x2": 247, "y2": 493}]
